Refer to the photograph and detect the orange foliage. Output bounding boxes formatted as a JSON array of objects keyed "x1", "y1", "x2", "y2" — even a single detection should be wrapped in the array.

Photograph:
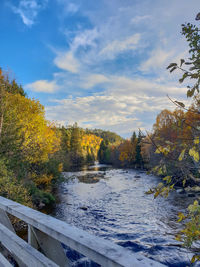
[{"x1": 119, "y1": 140, "x2": 136, "y2": 164}]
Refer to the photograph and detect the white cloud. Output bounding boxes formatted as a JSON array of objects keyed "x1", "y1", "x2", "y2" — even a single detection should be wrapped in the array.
[
  {"x1": 99, "y1": 33, "x2": 141, "y2": 59},
  {"x1": 72, "y1": 28, "x2": 98, "y2": 51},
  {"x1": 43, "y1": 71, "x2": 188, "y2": 135},
  {"x1": 67, "y1": 3, "x2": 79, "y2": 13},
  {"x1": 25, "y1": 80, "x2": 59, "y2": 93},
  {"x1": 54, "y1": 51, "x2": 80, "y2": 73},
  {"x1": 45, "y1": 91, "x2": 176, "y2": 135},
  {"x1": 140, "y1": 48, "x2": 174, "y2": 73},
  {"x1": 81, "y1": 74, "x2": 109, "y2": 89},
  {"x1": 9, "y1": 0, "x2": 48, "y2": 26},
  {"x1": 131, "y1": 15, "x2": 152, "y2": 24}
]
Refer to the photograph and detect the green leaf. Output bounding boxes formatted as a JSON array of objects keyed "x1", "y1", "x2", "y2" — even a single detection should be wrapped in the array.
[
  {"x1": 180, "y1": 59, "x2": 185, "y2": 67},
  {"x1": 170, "y1": 66, "x2": 177, "y2": 73},
  {"x1": 187, "y1": 87, "x2": 195, "y2": 97},
  {"x1": 166, "y1": 63, "x2": 177, "y2": 69},
  {"x1": 175, "y1": 101, "x2": 185, "y2": 108}
]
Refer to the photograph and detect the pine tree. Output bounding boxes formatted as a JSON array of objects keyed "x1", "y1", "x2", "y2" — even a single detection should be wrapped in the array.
[
  {"x1": 135, "y1": 131, "x2": 143, "y2": 167},
  {"x1": 131, "y1": 131, "x2": 136, "y2": 144}
]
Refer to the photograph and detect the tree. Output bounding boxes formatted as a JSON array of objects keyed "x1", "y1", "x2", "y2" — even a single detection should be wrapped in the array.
[
  {"x1": 131, "y1": 131, "x2": 136, "y2": 144},
  {"x1": 98, "y1": 140, "x2": 111, "y2": 164},
  {"x1": 135, "y1": 131, "x2": 143, "y2": 167},
  {"x1": 119, "y1": 139, "x2": 135, "y2": 166},
  {"x1": 151, "y1": 17, "x2": 200, "y2": 263},
  {"x1": 6, "y1": 93, "x2": 60, "y2": 164},
  {"x1": 0, "y1": 71, "x2": 62, "y2": 207},
  {"x1": 167, "y1": 22, "x2": 200, "y2": 99}
]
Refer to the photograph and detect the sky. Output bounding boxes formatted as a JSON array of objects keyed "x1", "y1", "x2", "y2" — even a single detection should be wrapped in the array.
[{"x1": 0, "y1": 0, "x2": 199, "y2": 137}]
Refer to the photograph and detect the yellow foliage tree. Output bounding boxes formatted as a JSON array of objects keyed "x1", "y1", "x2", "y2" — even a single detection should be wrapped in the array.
[
  {"x1": 119, "y1": 140, "x2": 136, "y2": 165},
  {"x1": 6, "y1": 93, "x2": 61, "y2": 163}
]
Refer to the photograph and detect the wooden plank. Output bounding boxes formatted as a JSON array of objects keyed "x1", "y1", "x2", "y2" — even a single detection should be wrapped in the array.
[
  {"x1": 0, "y1": 222, "x2": 59, "y2": 267},
  {"x1": 0, "y1": 252, "x2": 13, "y2": 267},
  {"x1": 0, "y1": 196, "x2": 166, "y2": 267}
]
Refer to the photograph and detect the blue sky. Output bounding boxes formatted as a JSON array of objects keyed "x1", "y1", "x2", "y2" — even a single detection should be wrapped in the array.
[{"x1": 0, "y1": 0, "x2": 199, "y2": 137}]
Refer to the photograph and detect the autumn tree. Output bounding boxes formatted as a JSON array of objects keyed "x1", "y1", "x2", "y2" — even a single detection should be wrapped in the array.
[
  {"x1": 0, "y1": 71, "x2": 62, "y2": 206},
  {"x1": 135, "y1": 131, "x2": 143, "y2": 168},
  {"x1": 149, "y1": 16, "x2": 200, "y2": 263}
]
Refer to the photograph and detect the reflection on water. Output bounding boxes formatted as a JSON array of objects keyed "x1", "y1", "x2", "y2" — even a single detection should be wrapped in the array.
[{"x1": 53, "y1": 163, "x2": 199, "y2": 267}]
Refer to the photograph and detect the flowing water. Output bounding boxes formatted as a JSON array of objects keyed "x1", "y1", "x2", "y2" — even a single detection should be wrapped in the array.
[{"x1": 52, "y1": 163, "x2": 200, "y2": 267}]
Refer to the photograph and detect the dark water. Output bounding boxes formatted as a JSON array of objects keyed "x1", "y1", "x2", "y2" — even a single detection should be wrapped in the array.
[{"x1": 53, "y1": 163, "x2": 199, "y2": 267}]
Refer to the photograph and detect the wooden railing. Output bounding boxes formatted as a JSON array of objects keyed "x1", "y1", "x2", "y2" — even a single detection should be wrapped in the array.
[{"x1": 0, "y1": 196, "x2": 166, "y2": 266}]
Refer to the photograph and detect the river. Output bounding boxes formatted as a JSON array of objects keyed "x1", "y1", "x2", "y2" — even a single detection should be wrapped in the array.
[{"x1": 52, "y1": 163, "x2": 199, "y2": 267}]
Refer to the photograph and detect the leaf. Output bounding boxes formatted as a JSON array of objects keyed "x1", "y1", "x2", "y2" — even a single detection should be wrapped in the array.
[
  {"x1": 177, "y1": 212, "x2": 186, "y2": 222},
  {"x1": 187, "y1": 87, "x2": 195, "y2": 97},
  {"x1": 155, "y1": 148, "x2": 161, "y2": 154},
  {"x1": 191, "y1": 255, "x2": 200, "y2": 264},
  {"x1": 178, "y1": 149, "x2": 186, "y2": 161},
  {"x1": 163, "y1": 176, "x2": 172, "y2": 184},
  {"x1": 179, "y1": 72, "x2": 188, "y2": 83},
  {"x1": 182, "y1": 179, "x2": 186, "y2": 187},
  {"x1": 184, "y1": 61, "x2": 192, "y2": 65},
  {"x1": 175, "y1": 234, "x2": 182, "y2": 242},
  {"x1": 170, "y1": 66, "x2": 177, "y2": 73},
  {"x1": 154, "y1": 191, "x2": 160, "y2": 199},
  {"x1": 166, "y1": 63, "x2": 177, "y2": 69},
  {"x1": 189, "y1": 147, "x2": 199, "y2": 162},
  {"x1": 175, "y1": 101, "x2": 185, "y2": 108},
  {"x1": 194, "y1": 137, "x2": 199, "y2": 144},
  {"x1": 180, "y1": 59, "x2": 185, "y2": 67},
  {"x1": 145, "y1": 189, "x2": 154, "y2": 195},
  {"x1": 194, "y1": 151, "x2": 199, "y2": 162}
]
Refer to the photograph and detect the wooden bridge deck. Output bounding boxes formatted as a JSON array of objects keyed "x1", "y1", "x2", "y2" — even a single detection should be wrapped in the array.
[{"x1": 0, "y1": 196, "x2": 166, "y2": 267}]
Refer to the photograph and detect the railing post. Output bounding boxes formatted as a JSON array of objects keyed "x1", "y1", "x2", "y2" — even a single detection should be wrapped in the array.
[
  {"x1": 0, "y1": 209, "x2": 15, "y2": 233},
  {"x1": 29, "y1": 226, "x2": 69, "y2": 267},
  {"x1": 28, "y1": 225, "x2": 39, "y2": 249}
]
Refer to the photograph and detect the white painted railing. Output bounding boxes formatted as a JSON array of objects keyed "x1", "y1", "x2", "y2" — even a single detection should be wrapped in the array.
[{"x1": 0, "y1": 196, "x2": 166, "y2": 267}]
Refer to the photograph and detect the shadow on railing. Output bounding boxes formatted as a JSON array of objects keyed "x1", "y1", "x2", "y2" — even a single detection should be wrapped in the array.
[{"x1": 0, "y1": 196, "x2": 166, "y2": 267}]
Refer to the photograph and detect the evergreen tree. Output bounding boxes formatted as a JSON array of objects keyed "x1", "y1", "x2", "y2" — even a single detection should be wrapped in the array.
[
  {"x1": 98, "y1": 140, "x2": 110, "y2": 164},
  {"x1": 135, "y1": 131, "x2": 143, "y2": 167},
  {"x1": 131, "y1": 131, "x2": 136, "y2": 144},
  {"x1": 70, "y1": 123, "x2": 83, "y2": 167}
]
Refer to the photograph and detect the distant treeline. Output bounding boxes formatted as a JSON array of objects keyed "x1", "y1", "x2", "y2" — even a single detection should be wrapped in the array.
[{"x1": 98, "y1": 131, "x2": 144, "y2": 169}]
